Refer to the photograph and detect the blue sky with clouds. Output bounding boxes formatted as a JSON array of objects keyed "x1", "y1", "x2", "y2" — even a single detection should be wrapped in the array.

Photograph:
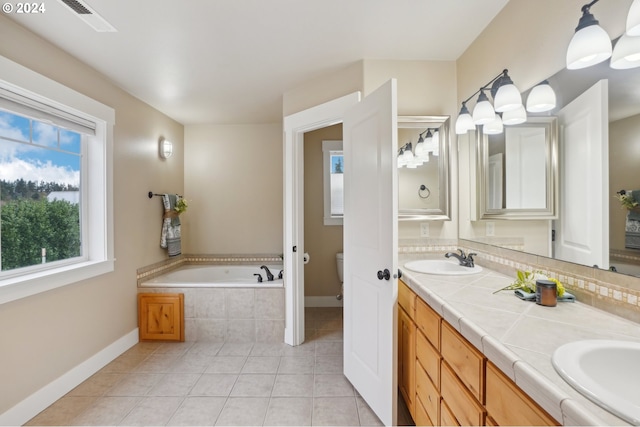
[{"x1": 0, "y1": 110, "x2": 80, "y2": 186}]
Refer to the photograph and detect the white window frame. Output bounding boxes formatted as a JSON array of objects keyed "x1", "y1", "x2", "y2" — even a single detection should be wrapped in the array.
[
  {"x1": 322, "y1": 140, "x2": 344, "y2": 226},
  {"x1": 0, "y1": 55, "x2": 114, "y2": 305}
]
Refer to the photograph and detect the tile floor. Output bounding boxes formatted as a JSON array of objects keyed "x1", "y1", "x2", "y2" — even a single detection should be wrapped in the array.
[{"x1": 26, "y1": 307, "x2": 412, "y2": 426}]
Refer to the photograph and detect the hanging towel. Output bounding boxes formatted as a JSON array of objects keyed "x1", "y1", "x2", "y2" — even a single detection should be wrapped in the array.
[{"x1": 160, "y1": 194, "x2": 182, "y2": 257}]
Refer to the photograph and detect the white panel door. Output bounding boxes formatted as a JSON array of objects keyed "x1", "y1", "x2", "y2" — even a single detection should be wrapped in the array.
[
  {"x1": 555, "y1": 80, "x2": 609, "y2": 269},
  {"x1": 343, "y1": 79, "x2": 398, "y2": 426}
]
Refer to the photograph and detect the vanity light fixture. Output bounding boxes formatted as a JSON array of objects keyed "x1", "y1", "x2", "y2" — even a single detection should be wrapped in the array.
[
  {"x1": 526, "y1": 80, "x2": 557, "y2": 112},
  {"x1": 455, "y1": 69, "x2": 526, "y2": 135},
  {"x1": 566, "y1": 0, "x2": 612, "y2": 69},
  {"x1": 159, "y1": 137, "x2": 173, "y2": 159}
]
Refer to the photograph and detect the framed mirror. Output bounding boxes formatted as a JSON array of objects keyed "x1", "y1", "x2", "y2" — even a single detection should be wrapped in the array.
[
  {"x1": 475, "y1": 117, "x2": 558, "y2": 220},
  {"x1": 461, "y1": 57, "x2": 640, "y2": 279},
  {"x1": 397, "y1": 115, "x2": 451, "y2": 220}
]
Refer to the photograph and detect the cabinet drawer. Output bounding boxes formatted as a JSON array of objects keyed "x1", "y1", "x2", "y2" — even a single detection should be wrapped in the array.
[
  {"x1": 441, "y1": 321, "x2": 485, "y2": 402},
  {"x1": 416, "y1": 361, "x2": 440, "y2": 425},
  {"x1": 415, "y1": 296, "x2": 440, "y2": 350},
  {"x1": 440, "y1": 399, "x2": 460, "y2": 427},
  {"x1": 398, "y1": 280, "x2": 417, "y2": 317},
  {"x1": 486, "y1": 362, "x2": 559, "y2": 426},
  {"x1": 441, "y1": 361, "x2": 485, "y2": 426},
  {"x1": 416, "y1": 329, "x2": 441, "y2": 389},
  {"x1": 414, "y1": 391, "x2": 434, "y2": 427}
]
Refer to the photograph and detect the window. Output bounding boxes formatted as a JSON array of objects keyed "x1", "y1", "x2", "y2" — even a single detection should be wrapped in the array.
[
  {"x1": 322, "y1": 140, "x2": 343, "y2": 225},
  {"x1": 0, "y1": 55, "x2": 114, "y2": 304},
  {"x1": 0, "y1": 110, "x2": 83, "y2": 272}
]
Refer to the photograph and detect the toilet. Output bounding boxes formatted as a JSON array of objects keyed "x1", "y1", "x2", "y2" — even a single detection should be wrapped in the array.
[{"x1": 336, "y1": 252, "x2": 344, "y2": 283}]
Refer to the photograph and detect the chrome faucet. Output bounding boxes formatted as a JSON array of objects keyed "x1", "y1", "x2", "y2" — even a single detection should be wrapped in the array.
[
  {"x1": 260, "y1": 265, "x2": 274, "y2": 281},
  {"x1": 445, "y1": 249, "x2": 477, "y2": 268}
]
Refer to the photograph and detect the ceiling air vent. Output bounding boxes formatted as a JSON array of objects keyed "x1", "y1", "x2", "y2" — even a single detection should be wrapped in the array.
[{"x1": 57, "y1": 0, "x2": 117, "y2": 32}]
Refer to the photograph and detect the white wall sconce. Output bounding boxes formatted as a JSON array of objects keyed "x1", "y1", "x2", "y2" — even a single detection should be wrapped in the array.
[{"x1": 159, "y1": 137, "x2": 173, "y2": 159}]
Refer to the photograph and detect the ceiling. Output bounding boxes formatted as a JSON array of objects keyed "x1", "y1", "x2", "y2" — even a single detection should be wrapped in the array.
[{"x1": 8, "y1": 0, "x2": 509, "y2": 125}]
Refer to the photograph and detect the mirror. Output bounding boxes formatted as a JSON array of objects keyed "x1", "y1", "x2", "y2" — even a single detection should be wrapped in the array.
[
  {"x1": 476, "y1": 117, "x2": 558, "y2": 220},
  {"x1": 461, "y1": 59, "x2": 640, "y2": 278},
  {"x1": 397, "y1": 115, "x2": 450, "y2": 220}
]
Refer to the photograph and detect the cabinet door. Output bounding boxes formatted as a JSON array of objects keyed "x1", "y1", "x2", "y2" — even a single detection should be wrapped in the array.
[
  {"x1": 398, "y1": 307, "x2": 416, "y2": 416},
  {"x1": 416, "y1": 360, "x2": 440, "y2": 425},
  {"x1": 441, "y1": 321, "x2": 485, "y2": 402},
  {"x1": 486, "y1": 362, "x2": 559, "y2": 426},
  {"x1": 441, "y1": 361, "x2": 485, "y2": 426},
  {"x1": 138, "y1": 293, "x2": 184, "y2": 342}
]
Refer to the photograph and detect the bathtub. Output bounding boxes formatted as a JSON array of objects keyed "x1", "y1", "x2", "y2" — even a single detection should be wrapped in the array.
[{"x1": 140, "y1": 264, "x2": 284, "y2": 288}]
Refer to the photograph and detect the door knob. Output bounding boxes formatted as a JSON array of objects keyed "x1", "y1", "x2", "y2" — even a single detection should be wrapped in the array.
[{"x1": 377, "y1": 269, "x2": 391, "y2": 280}]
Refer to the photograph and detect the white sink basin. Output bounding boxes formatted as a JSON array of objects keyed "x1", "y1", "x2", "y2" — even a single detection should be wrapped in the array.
[
  {"x1": 403, "y1": 259, "x2": 483, "y2": 275},
  {"x1": 552, "y1": 340, "x2": 640, "y2": 424}
]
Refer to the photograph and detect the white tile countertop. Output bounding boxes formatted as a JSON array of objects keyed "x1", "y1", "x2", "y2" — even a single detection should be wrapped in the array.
[{"x1": 399, "y1": 254, "x2": 640, "y2": 426}]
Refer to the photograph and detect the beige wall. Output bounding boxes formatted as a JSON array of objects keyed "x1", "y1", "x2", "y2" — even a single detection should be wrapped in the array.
[
  {"x1": 183, "y1": 123, "x2": 283, "y2": 254},
  {"x1": 303, "y1": 124, "x2": 343, "y2": 298},
  {"x1": 0, "y1": 16, "x2": 184, "y2": 415},
  {"x1": 610, "y1": 114, "x2": 640, "y2": 251},
  {"x1": 457, "y1": 0, "x2": 631, "y2": 249}
]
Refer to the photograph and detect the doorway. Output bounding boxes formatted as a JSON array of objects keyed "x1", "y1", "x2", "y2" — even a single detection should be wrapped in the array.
[{"x1": 303, "y1": 124, "x2": 344, "y2": 309}]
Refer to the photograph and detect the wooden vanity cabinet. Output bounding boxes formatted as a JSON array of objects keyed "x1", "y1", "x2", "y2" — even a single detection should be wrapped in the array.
[
  {"x1": 398, "y1": 280, "x2": 417, "y2": 416},
  {"x1": 398, "y1": 279, "x2": 560, "y2": 426}
]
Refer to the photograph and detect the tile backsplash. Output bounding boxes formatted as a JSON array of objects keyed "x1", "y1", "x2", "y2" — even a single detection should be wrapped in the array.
[{"x1": 398, "y1": 238, "x2": 640, "y2": 324}]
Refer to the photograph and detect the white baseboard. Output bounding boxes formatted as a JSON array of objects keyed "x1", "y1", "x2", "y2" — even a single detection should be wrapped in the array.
[
  {"x1": 305, "y1": 296, "x2": 343, "y2": 307},
  {"x1": 0, "y1": 328, "x2": 139, "y2": 426}
]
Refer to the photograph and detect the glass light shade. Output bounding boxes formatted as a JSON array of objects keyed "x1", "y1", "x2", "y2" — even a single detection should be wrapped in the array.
[
  {"x1": 483, "y1": 114, "x2": 503, "y2": 135},
  {"x1": 414, "y1": 141, "x2": 424, "y2": 157},
  {"x1": 432, "y1": 130, "x2": 439, "y2": 147},
  {"x1": 406, "y1": 161, "x2": 419, "y2": 169},
  {"x1": 493, "y1": 83, "x2": 522, "y2": 113},
  {"x1": 455, "y1": 113, "x2": 474, "y2": 134},
  {"x1": 611, "y1": 34, "x2": 640, "y2": 69},
  {"x1": 566, "y1": 24, "x2": 612, "y2": 69},
  {"x1": 526, "y1": 81, "x2": 556, "y2": 112},
  {"x1": 502, "y1": 105, "x2": 527, "y2": 125},
  {"x1": 473, "y1": 92, "x2": 495, "y2": 125},
  {"x1": 627, "y1": 0, "x2": 640, "y2": 36},
  {"x1": 418, "y1": 150, "x2": 430, "y2": 161},
  {"x1": 397, "y1": 149, "x2": 407, "y2": 167},
  {"x1": 402, "y1": 145, "x2": 413, "y2": 164},
  {"x1": 160, "y1": 138, "x2": 173, "y2": 159},
  {"x1": 455, "y1": 105, "x2": 475, "y2": 134}
]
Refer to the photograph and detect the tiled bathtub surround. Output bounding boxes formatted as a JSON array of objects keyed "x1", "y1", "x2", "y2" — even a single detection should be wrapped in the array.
[
  {"x1": 142, "y1": 286, "x2": 285, "y2": 343},
  {"x1": 137, "y1": 255, "x2": 285, "y2": 343},
  {"x1": 398, "y1": 239, "x2": 640, "y2": 324}
]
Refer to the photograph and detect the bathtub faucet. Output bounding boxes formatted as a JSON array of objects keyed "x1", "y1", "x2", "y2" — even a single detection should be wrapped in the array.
[{"x1": 260, "y1": 265, "x2": 274, "y2": 281}]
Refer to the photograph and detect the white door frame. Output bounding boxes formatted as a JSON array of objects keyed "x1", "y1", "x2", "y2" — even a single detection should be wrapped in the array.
[{"x1": 283, "y1": 92, "x2": 361, "y2": 346}]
